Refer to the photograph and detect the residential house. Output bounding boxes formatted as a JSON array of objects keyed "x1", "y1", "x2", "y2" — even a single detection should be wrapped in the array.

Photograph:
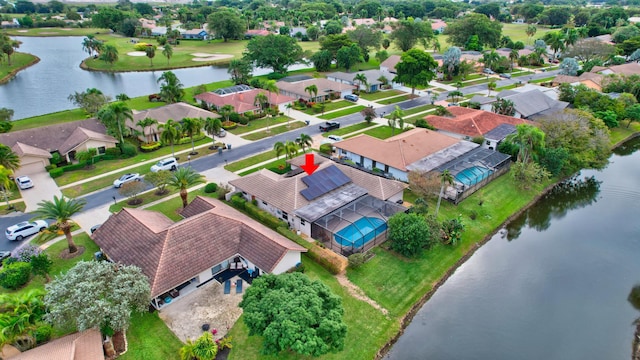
[
  {"x1": 245, "y1": 29, "x2": 270, "y2": 38},
  {"x1": 1, "y1": 18, "x2": 20, "y2": 28},
  {"x1": 8, "y1": 329, "x2": 104, "y2": 360},
  {"x1": 230, "y1": 155, "x2": 406, "y2": 255},
  {"x1": 181, "y1": 28, "x2": 208, "y2": 40},
  {"x1": 431, "y1": 19, "x2": 447, "y2": 33},
  {"x1": 0, "y1": 119, "x2": 117, "y2": 176},
  {"x1": 591, "y1": 62, "x2": 640, "y2": 76},
  {"x1": 552, "y1": 73, "x2": 604, "y2": 91},
  {"x1": 92, "y1": 196, "x2": 306, "y2": 309},
  {"x1": 380, "y1": 55, "x2": 401, "y2": 73},
  {"x1": 139, "y1": 18, "x2": 156, "y2": 29},
  {"x1": 473, "y1": 89, "x2": 568, "y2": 120},
  {"x1": 423, "y1": 106, "x2": 532, "y2": 149},
  {"x1": 195, "y1": 85, "x2": 295, "y2": 114},
  {"x1": 484, "y1": 123, "x2": 517, "y2": 150},
  {"x1": 289, "y1": 27, "x2": 307, "y2": 37},
  {"x1": 326, "y1": 69, "x2": 395, "y2": 92},
  {"x1": 151, "y1": 26, "x2": 167, "y2": 36},
  {"x1": 276, "y1": 77, "x2": 356, "y2": 102},
  {"x1": 127, "y1": 102, "x2": 220, "y2": 143}
]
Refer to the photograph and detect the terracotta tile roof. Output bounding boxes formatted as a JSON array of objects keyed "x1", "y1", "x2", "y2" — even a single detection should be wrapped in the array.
[
  {"x1": 129, "y1": 103, "x2": 220, "y2": 133},
  {"x1": 593, "y1": 62, "x2": 640, "y2": 76},
  {"x1": 194, "y1": 89, "x2": 295, "y2": 113},
  {"x1": 245, "y1": 29, "x2": 270, "y2": 36},
  {"x1": 431, "y1": 19, "x2": 447, "y2": 30},
  {"x1": 180, "y1": 196, "x2": 217, "y2": 218},
  {"x1": 553, "y1": 74, "x2": 580, "y2": 84},
  {"x1": 380, "y1": 55, "x2": 401, "y2": 72},
  {"x1": 229, "y1": 155, "x2": 406, "y2": 215},
  {"x1": 333, "y1": 128, "x2": 460, "y2": 171},
  {"x1": 276, "y1": 78, "x2": 355, "y2": 99},
  {"x1": 92, "y1": 198, "x2": 305, "y2": 297},
  {"x1": 425, "y1": 107, "x2": 534, "y2": 138},
  {"x1": 12, "y1": 142, "x2": 52, "y2": 158},
  {"x1": 10, "y1": 329, "x2": 103, "y2": 360},
  {"x1": 0, "y1": 119, "x2": 115, "y2": 157}
]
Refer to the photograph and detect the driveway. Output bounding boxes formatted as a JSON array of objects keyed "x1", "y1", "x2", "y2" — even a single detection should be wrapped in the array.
[{"x1": 19, "y1": 172, "x2": 62, "y2": 213}]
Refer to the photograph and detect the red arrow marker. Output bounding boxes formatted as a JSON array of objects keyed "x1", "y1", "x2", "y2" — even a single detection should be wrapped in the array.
[{"x1": 300, "y1": 153, "x2": 319, "y2": 175}]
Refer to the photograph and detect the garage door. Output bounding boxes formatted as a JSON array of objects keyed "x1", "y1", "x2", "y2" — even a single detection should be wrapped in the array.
[{"x1": 15, "y1": 160, "x2": 47, "y2": 176}]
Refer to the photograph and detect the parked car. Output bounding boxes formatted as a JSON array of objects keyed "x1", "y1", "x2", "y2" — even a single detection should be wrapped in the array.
[
  {"x1": 319, "y1": 121, "x2": 340, "y2": 132},
  {"x1": 6, "y1": 220, "x2": 48, "y2": 241},
  {"x1": 216, "y1": 129, "x2": 227, "y2": 137},
  {"x1": 483, "y1": 68, "x2": 495, "y2": 75},
  {"x1": 0, "y1": 251, "x2": 11, "y2": 265},
  {"x1": 90, "y1": 224, "x2": 101, "y2": 234},
  {"x1": 499, "y1": 73, "x2": 512, "y2": 79},
  {"x1": 113, "y1": 173, "x2": 142, "y2": 188},
  {"x1": 150, "y1": 157, "x2": 178, "y2": 172},
  {"x1": 321, "y1": 135, "x2": 343, "y2": 146},
  {"x1": 15, "y1": 176, "x2": 34, "y2": 190},
  {"x1": 344, "y1": 94, "x2": 359, "y2": 102}
]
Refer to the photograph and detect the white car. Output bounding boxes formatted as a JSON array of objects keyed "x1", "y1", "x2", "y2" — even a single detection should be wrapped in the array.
[
  {"x1": 6, "y1": 220, "x2": 48, "y2": 241},
  {"x1": 321, "y1": 135, "x2": 344, "y2": 145},
  {"x1": 113, "y1": 173, "x2": 142, "y2": 188},
  {"x1": 15, "y1": 176, "x2": 34, "y2": 190},
  {"x1": 150, "y1": 157, "x2": 178, "y2": 172}
]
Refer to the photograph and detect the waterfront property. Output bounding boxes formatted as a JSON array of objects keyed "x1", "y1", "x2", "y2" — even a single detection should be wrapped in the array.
[
  {"x1": 326, "y1": 69, "x2": 396, "y2": 93},
  {"x1": 194, "y1": 84, "x2": 295, "y2": 114},
  {"x1": 276, "y1": 76, "x2": 356, "y2": 102},
  {"x1": 229, "y1": 155, "x2": 406, "y2": 255},
  {"x1": 91, "y1": 196, "x2": 306, "y2": 309},
  {"x1": 0, "y1": 119, "x2": 117, "y2": 176}
]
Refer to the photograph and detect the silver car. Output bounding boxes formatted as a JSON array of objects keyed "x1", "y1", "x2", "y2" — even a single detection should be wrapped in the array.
[
  {"x1": 113, "y1": 173, "x2": 142, "y2": 188},
  {"x1": 15, "y1": 176, "x2": 34, "y2": 190}
]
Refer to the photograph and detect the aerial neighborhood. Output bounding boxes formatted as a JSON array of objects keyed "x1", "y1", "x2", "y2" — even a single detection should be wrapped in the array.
[{"x1": 0, "y1": 0, "x2": 639, "y2": 359}]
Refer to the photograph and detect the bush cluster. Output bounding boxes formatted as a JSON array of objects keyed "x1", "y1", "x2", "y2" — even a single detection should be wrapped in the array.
[
  {"x1": 140, "y1": 142, "x2": 161, "y2": 152},
  {"x1": 0, "y1": 261, "x2": 32, "y2": 290},
  {"x1": 204, "y1": 183, "x2": 218, "y2": 193},
  {"x1": 229, "y1": 194, "x2": 287, "y2": 230},
  {"x1": 348, "y1": 253, "x2": 367, "y2": 269}
]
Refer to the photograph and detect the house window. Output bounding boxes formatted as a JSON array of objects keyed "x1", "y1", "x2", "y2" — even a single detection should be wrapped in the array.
[
  {"x1": 262, "y1": 201, "x2": 267, "y2": 206},
  {"x1": 486, "y1": 140, "x2": 491, "y2": 146},
  {"x1": 211, "y1": 264, "x2": 222, "y2": 275},
  {"x1": 384, "y1": 165, "x2": 389, "y2": 172},
  {"x1": 301, "y1": 219, "x2": 306, "y2": 226},
  {"x1": 282, "y1": 212, "x2": 288, "y2": 220},
  {"x1": 97, "y1": 146, "x2": 106, "y2": 155}
]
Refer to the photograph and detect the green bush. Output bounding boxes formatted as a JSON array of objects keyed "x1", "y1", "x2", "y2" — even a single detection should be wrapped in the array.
[
  {"x1": 348, "y1": 253, "x2": 366, "y2": 269},
  {"x1": 415, "y1": 118, "x2": 435, "y2": 130},
  {"x1": 105, "y1": 147, "x2": 121, "y2": 156},
  {"x1": 34, "y1": 324, "x2": 52, "y2": 344},
  {"x1": 176, "y1": 134, "x2": 206, "y2": 144},
  {"x1": 44, "y1": 164, "x2": 57, "y2": 171},
  {"x1": 50, "y1": 152, "x2": 63, "y2": 165},
  {"x1": 319, "y1": 143, "x2": 333, "y2": 155},
  {"x1": 204, "y1": 183, "x2": 218, "y2": 193},
  {"x1": 61, "y1": 162, "x2": 88, "y2": 172},
  {"x1": 49, "y1": 168, "x2": 64, "y2": 178},
  {"x1": 140, "y1": 142, "x2": 161, "y2": 152},
  {"x1": 0, "y1": 261, "x2": 32, "y2": 290},
  {"x1": 222, "y1": 122, "x2": 237, "y2": 130},
  {"x1": 121, "y1": 143, "x2": 137, "y2": 158}
]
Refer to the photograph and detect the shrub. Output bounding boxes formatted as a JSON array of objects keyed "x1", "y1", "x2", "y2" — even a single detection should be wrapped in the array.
[
  {"x1": 471, "y1": 136, "x2": 485, "y2": 145},
  {"x1": 50, "y1": 152, "x2": 63, "y2": 165},
  {"x1": 319, "y1": 143, "x2": 333, "y2": 155},
  {"x1": 0, "y1": 261, "x2": 32, "y2": 289},
  {"x1": 216, "y1": 184, "x2": 231, "y2": 200},
  {"x1": 49, "y1": 168, "x2": 64, "y2": 178},
  {"x1": 414, "y1": 118, "x2": 435, "y2": 130},
  {"x1": 348, "y1": 253, "x2": 366, "y2": 269},
  {"x1": 121, "y1": 143, "x2": 138, "y2": 158},
  {"x1": 34, "y1": 324, "x2": 52, "y2": 344},
  {"x1": 105, "y1": 147, "x2": 121, "y2": 156},
  {"x1": 204, "y1": 183, "x2": 218, "y2": 193},
  {"x1": 133, "y1": 42, "x2": 153, "y2": 51},
  {"x1": 276, "y1": 227, "x2": 347, "y2": 275},
  {"x1": 221, "y1": 121, "x2": 237, "y2": 130},
  {"x1": 236, "y1": 115, "x2": 249, "y2": 125},
  {"x1": 44, "y1": 164, "x2": 57, "y2": 171},
  {"x1": 140, "y1": 142, "x2": 161, "y2": 152}
]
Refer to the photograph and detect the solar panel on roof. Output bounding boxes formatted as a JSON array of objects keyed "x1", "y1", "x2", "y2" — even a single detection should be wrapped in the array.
[{"x1": 300, "y1": 165, "x2": 351, "y2": 201}]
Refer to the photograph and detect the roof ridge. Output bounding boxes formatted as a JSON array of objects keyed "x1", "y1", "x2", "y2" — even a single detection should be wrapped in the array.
[{"x1": 151, "y1": 230, "x2": 172, "y2": 295}]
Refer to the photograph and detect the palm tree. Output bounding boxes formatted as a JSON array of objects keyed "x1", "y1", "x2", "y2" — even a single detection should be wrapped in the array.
[
  {"x1": 167, "y1": 167, "x2": 205, "y2": 209},
  {"x1": 100, "y1": 44, "x2": 118, "y2": 67},
  {"x1": 162, "y1": 43, "x2": 173, "y2": 65},
  {"x1": 296, "y1": 133, "x2": 312, "y2": 153},
  {"x1": 389, "y1": 105, "x2": 404, "y2": 136},
  {"x1": 509, "y1": 49, "x2": 519, "y2": 70},
  {"x1": 262, "y1": 79, "x2": 279, "y2": 108},
  {"x1": 203, "y1": 117, "x2": 222, "y2": 148},
  {"x1": 435, "y1": 170, "x2": 454, "y2": 218},
  {"x1": 432, "y1": 38, "x2": 441, "y2": 53},
  {"x1": 353, "y1": 73, "x2": 368, "y2": 93},
  {"x1": 0, "y1": 144, "x2": 20, "y2": 172},
  {"x1": 32, "y1": 196, "x2": 86, "y2": 254},
  {"x1": 253, "y1": 92, "x2": 269, "y2": 115},
  {"x1": 273, "y1": 141, "x2": 285, "y2": 159},
  {"x1": 159, "y1": 119, "x2": 182, "y2": 158},
  {"x1": 136, "y1": 117, "x2": 158, "y2": 143},
  {"x1": 284, "y1": 103, "x2": 293, "y2": 127},
  {"x1": 145, "y1": 45, "x2": 156, "y2": 66},
  {"x1": 158, "y1": 71, "x2": 184, "y2": 103},
  {"x1": 284, "y1": 140, "x2": 298, "y2": 159},
  {"x1": 97, "y1": 102, "x2": 133, "y2": 151},
  {"x1": 547, "y1": 31, "x2": 565, "y2": 59},
  {"x1": 0, "y1": 165, "x2": 12, "y2": 208},
  {"x1": 454, "y1": 81, "x2": 463, "y2": 90},
  {"x1": 115, "y1": 93, "x2": 130, "y2": 101},
  {"x1": 482, "y1": 50, "x2": 500, "y2": 71},
  {"x1": 564, "y1": 28, "x2": 579, "y2": 48},
  {"x1": 0, "y1": 290, "x2": 46, "y2": 351},
  {"x1": 487, "y1": 80, "x2": 497, "y2": 97},
  {"x1": 304, "y1": 84, "x2": 318, "y2": 101},
  {"x1": 526, "y1": 24, "x2": 537, "y2": 45},
  {"x1": 506, "y1": 124, "x2": 546, "y2": 164},
  {"x1": 81, "y1": 35, "x2": 95, "y2": 57},
  {"x1": 448, "y1": 90, "x2": 463, "y2": 103},
  {"x1": 180, "y1": 117, "x2": 203, "y2": 154},
  {"x1": 218, "y1": 104, "x2": 234, "y2": 123}
]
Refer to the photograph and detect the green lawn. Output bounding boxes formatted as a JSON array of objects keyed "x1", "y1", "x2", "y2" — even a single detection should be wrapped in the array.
[
  {"x1": 359, "y1": 89, "x2": 404, "y2": 101},
  {"x1": 377, "y1": 94, "x2": 414, "y2": 105},
  {"x1": 301, "y1": 100, "x2": 354, "y2": 115},
  {"x1": 229, "y1": 115, "x2": 292, "y2": 135},
  {"x1": 610, "y1": 122, "x2": 640, "y2": 145},
  {"x1": 0, "y1": 202, "x2": 26, "y2": 214},
  {"x1": 120, "y1": 312, "x2": 183, "y2": 360},
  {"x1": 528, "y1": 76, "x2": 556, "y2": 84},
  {"x1": 318, "y1": 106, "x2": 366, "y2": 120},
  {"x1": 0, "y1": 52, "x2": 40, "y2": 84},
  {"x1": 322, "y1": 122, "x2": 376, "y2": 137},
  {"x1": 224, "y1": 150, "x2": 278, "y2": 172},
  {"x1": 361, "y1": 126, "x2": 410, "y2": 140},
  {"x1": 5, "y1": 27, "x2": 110, "y2": 37},
  {"x1": 238, "y1": 157, "x2": 293, "y2": 176},
  {"x1": 389, "y1": 104, "x2": 435, "y2": 117},
  {"x1": 227, "y1": 256, "x2": 398, "y2": 360},
  {"x1": 241, "y1": 121, "x2": 307, "y2": 141},
  {"x1": 144, "y1": 188, "x2": 212, "y2": 221}
]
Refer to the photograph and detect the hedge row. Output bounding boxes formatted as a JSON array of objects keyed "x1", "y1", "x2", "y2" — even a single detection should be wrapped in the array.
[
  {"x1": 276, "y1": 227, "x2": 347, "y2": 275},
  {"x1": 48, "y1": 153, "x2": 121, "y2": 178},
  {"x1": 229, "y1": 194, "x2": 287, "y2": 230}
]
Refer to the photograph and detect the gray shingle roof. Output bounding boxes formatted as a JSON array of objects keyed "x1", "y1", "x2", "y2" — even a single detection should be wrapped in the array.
[
  {"x1": 484, "y1": 123, "x2": 517, "y2": 141},
  {"x1": 498, "y1": 89, "x2": 569, "y2": 118}
]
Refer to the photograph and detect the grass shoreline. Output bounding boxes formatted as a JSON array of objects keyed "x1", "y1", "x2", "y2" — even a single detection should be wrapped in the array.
[{"x1": 0, "y1": 52, "x2": 40, "y2": 84}]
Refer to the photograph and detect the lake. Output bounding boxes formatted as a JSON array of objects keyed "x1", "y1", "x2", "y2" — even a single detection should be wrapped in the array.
[{"x1": 385, "y1": 137, "x2": 640, "y2": 360}]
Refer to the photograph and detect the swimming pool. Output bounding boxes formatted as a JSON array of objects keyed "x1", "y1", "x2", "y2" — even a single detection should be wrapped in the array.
[
  {"x1": 455, "y1": 166, "x2": 493, "y2": 186},
  {"x1": 334, "y1": 217, "x2": 387, "y2": 248}
]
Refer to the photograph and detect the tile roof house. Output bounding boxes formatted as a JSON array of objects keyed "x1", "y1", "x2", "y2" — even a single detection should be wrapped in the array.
[
  {"x1": 326, "y1": 69, "x2": 396, "y2": 92},
  {"x1": 245, "y1": 29, "x2": 270, "y2": 37},
  {"x1": 9, "y1": 329, "x2": 104, "y2": 360},
  {"x1": 424, "y1": 107, "x2": 532, "y2": 149},
  {"x1": 230, "y1": 155, "x2": 406, "y2": 240},
  {"x1": 380, "y1": 55, "x2": 401, "y2": 73},
  {"x1": 552, "y1": 72, "x2": 604, "y2": 91},
  {"x1": 276, "y1": 78, "x2": 356, "y2": 102},
  {"x1": 195, "y1": 87, "x2": 295, "y2": 114},
  {"x1": 431, "y1": 19, "x2": 447, "y2": 33},
  {"x1": 0, "y1": 119, "x2": 117, "y2": 176},
  {"x1": 91, "y1": 196, "x2": 306, "y2": 308},
  {"x1": 591, "y1": 62, "x2": 640, "y2": 76},
  {"x1": 127, "y1": 102, "x2": 220, "y2": 143}
]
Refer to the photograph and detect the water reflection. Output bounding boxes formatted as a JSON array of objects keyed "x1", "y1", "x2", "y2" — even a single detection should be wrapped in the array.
[
  {"x1": 613, "y1": 136, "x2": 640, "y2": 157},
  {"x1": 629, "y1": 285, "x2": 640, "y2": 360},
  {"x1": 505, "y1": 175, "x2": 601, "y2": 239}
]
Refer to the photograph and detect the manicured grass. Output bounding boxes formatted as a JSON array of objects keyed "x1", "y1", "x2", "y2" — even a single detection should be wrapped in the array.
[
  {"x1": 242, "y1": 121, "x2": 307, "y2": 141},
  {"x1": 347, "y1": 174, "x2": 549, "y2": 318},
  {"x1": 227, "y1": 256, "x2": 398, "y2": 360},
  {"x1": 0, "y1": 202, "x2": 26, "y2": 214},
  {"x1": 225, "y1": 150, "x2": 278, "y2": 172},
  {"x1": 377, "y1": 94, "x2": 414, "y2": 105},
  {"x1": 318, "y1": 106, "x2": 366, "y2": 120},
  {"x1": 107, "y1": 187, "x2": 182, "y2": 214},
  {"x1": 528, "y1": 76, "x2": 555, "y2": 84},
  {"x1": 144, "y1": 188, "x2": 211, "y2": 221},
  {"x1": 229, "y1": 116, "x2": 292, "y2": 135},
  {"x1": 610, "y1": 122, "x2": 640, "y2": 145},
  {"x1": 361, "y1": 126, "x2": 410, "y2": 140},
  {"x1": 301, "y1": 100, "x2": 353, "y2": 115},
  {"x1": 359, "y1": 89, "x2": 404, "y2": 101},
  {"x1": 120, "y1": 312, "x2": 183, "y2": 360},
  {"x1": 238, "y1": 157, "x2": 293, "y2": 176},
  {"x1": 390, "y1": 104, "x2": 435, "y2": 117},
  {"x1": 404, "y1": 111, "x2": 435, "y2": 124},
  {"x1": 322, "y1": 121, "x2": 376, "y2": 137},
  {"x1": 5, "y1": 27, "x2": 110, "y2": 37},
  {"x1": 0, "y1": 52, "x2": 40, "y2": 84}
]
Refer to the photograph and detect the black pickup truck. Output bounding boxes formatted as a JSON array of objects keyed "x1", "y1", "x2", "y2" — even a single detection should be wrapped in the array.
[{"x1": 319, "y1": 121, "x2": 340, "y2": 132}]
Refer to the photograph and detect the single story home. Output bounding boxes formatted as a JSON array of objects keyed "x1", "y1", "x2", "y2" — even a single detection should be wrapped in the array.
[
  {"x1": 151, "y1": 26, "x2": 167, "y2": 36},
  {"x1": 1, "y1": 19, "x2": 20, "y2": 28},
  {"x1": 92, "y1": 196, "x2": 306, "y2": 309},
  {"x1": 552, "y1": 73, "x2": 604, "y2": 91},
  {"x1": 276, "y1": 78, "x2": 356, "y2": 102},
  {"x1": 484, "y1": 123, "x2": 518, "y2": 150},
  {"x1": 0, "y1": 119, "x2": 117, "y2": 176},
  {"x1": 591, "y1": 62, "x2": 640, "y2": 76},
  {"x1": 379, "y1": 55, "x2": 401, "y2": 74},
  {"x1": 195, "y1": 84, "x2": 295, "y2": 114},
  {"x1": 326, "y1": 69, "x2": 395, "y2": 93},
  {"x1": 229, "y1": 155, "x2": 407, "y2": 255},
  {"x1": 245, "y1": 29, "x2": 270, "y2": 38},
  {"x1": 128, "y1": 102, "x2": 220, "y2": 143},
  {"x1": 8, "y1": 329, "x2": 104, "y2": 360},
  {"x1": 424, "y1": 106, "x2": 532, "y2": 149},
  {"x1": 181, "y1": 28, "x2": 208, "y2": 40},
  {"x1": 431, "y1": 19, "x2": 447, "y2": 33},
  {"x1": 472, "y1": 89, "x2": 569, "y2": 120}
]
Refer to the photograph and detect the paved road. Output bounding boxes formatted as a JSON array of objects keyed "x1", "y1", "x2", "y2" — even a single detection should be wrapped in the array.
[{"x1": 0, "y1": 212, "x2": 42, "y2": 252}]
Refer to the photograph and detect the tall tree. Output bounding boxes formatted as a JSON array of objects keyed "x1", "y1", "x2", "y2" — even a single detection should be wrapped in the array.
[
  {"x1": 435, "y1": 170, "x2": 454, "y2": 217},
  {"x1": 273, "y1": 141, "x2": 285, "y2": 160},
  {"x1": 482, "y1": 49, "x2": 501, "y2": 71},
  {"x1": 68, "y1": 88, "x2": 111, "y2": 116},
  {"x1": 442, "y1": 46, "x2": 461, "y2": 80},
  {"x1": 136, "y1": 117, "x2": 158, "y2": 143},
  {"x1": 353, "y1": 73, "x2": 368, "y2": 93},
  {"x1": 526, "y1": 24, "x2": 537, "y2": 45},
  {"x1": 227, "y1": 59, "x2": 252, "y2": 85},
  {"x1": 393, "y1": 49, "x2": 438, "y2": 96},
  {"x1": 180, "y1": 117, "x2": 202, "y2": 154},
  {"x1": 0, "y1": 144, "x2": 21, "y2": 172},
  {"x1": 296, "y1": 133, "x2": 312, "y2": 153},
  {"x1": 167, "y1": 167, "x2": 205, "y2": 208},
  {"x1": 304, "y1": 84, "x2": 318, "y2": 101},
  {"x1": 32, "y1": 196, "x2": 86, "y2": 254},
  {"x1": 389, "y1": 18, "x2": 432, "y2": 52},
  {"x1": 203, "y1": 116, "x2": 222, "y2": 148},
  {"x1": 253, "y1": 92, "x2": 269, "y2": 115},
  {"x1": 158, "y1": 71, "x2": 184, "y2": 103},
  {"x1": 162, "y1": 43, "x2": 173, "y2": 65},
  {"x1": 387, "y1": 212, "x2": 433, "y2": 257},
  {"x1": 239, "y1": 273, "x2": 347, "y2": 356},
  {"x1": 445, "y1": 13, "x2": 502, "y2": 48},
  {"x1": 506, "y1": 124, "x2": 546, "y2": 164},
  {"x1": 388, "y1": 105, "x2": 404, "y2": 136},
  {"x1": 99, "y1": 44, "x2": 118, "y2": 67},
  {"x1": 159, "y1": 119, "x2": 181, "y2": 158},
  {"x1": 97, "y1": 102, "x2": 132, "y2": 151},
  {"x1": 487, "y1": 80, "x2": 497, "y2": 96},
  {"x1": 509, "y1": 49, "x2": 520, "y2": 70},
  {"x1": 335, "y1": 44, "x2": 362, "y2": 72},
  {"x1": 346, "y1": 25, "x2": 382, "y2": 60},
  {"x1": 243, "y1": 34, "x2": 303, "y2": 74},
  {"x1": 0, "y1": 165, "x2": 13, "y2": 208},
  {"x1": 207, "y1": 8, "x2": 244, "y2": 42}
]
